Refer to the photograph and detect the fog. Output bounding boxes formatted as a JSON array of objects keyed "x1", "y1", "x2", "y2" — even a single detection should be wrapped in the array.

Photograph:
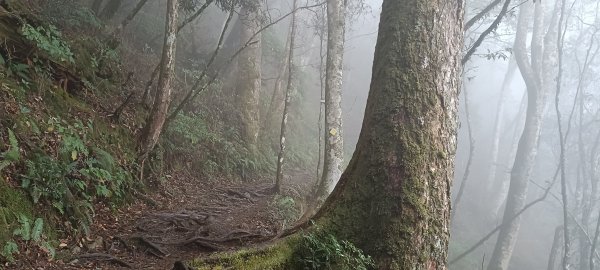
[
  {"x1": 115, "y1": 0, "x2": 600, "y2": 268},
  {"x1": 338, "y1": 0, "x2": 600, "y2": 269}
]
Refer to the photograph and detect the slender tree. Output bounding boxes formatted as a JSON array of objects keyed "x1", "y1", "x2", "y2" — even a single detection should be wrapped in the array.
[
  {"x1": 452, "y1": 83, "x2": 475, "y2": 220},
  {"x1": 274, "y1": 0, "x2": 298, "y2": 194},
  {"x1": 487, "y1": 0, "x2": 561, "y2": 268},
  {"x1": 313, "y1": 0, "x2": 346, "y2": 204},
  {"x1": 138, "y1": 0, "x2": 179, "y2": 160}
]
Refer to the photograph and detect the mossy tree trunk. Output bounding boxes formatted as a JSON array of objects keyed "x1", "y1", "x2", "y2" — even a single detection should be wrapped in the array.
[
  {"x1": 310, "y1": 0, "x2": 464, "y2": 268},
  {"x1": 192, "y1": 0, "x2": 464, "y2": 268},
  {"x1": 138, "y1": 0, "x2": 179, "y2": 160},
  {"x1": 236, "y1": 1, "x2": 262, "y2": 153}
]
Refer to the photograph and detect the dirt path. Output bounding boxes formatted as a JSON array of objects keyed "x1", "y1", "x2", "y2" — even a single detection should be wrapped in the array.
[{"x1": 14, "y1": 170, "x2": 313, "y2": 270}]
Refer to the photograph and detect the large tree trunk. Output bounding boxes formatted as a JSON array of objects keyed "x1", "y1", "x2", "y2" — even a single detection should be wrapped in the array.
[
  {"x1": 487, "y1": 0, "x2": 560, "y2": 269},
  {"x1": 236, "y1": 2, "x2": 262, "y2": 153},
  {"x1": 138, "y1": 0, "x2": 179, "y2": 159},
  {"x1": 193, "y1": 0, "x2": 464, "y2": 268},
  {"x1": 314, "y1": 0, "x2": 346, "y2": 203},
  {"x1": 310, "y1": 0, "x2": 464, "y2": 267}
]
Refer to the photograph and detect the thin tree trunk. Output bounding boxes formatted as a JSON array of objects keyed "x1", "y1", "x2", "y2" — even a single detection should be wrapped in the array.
[
  {"x1": 486, "y1": 56, "x2": 516, "y2": 193},
  {"x1": 314, "y1": 0, "x2": 346, "y2": 204},
  {"x1": 164, "y1": 9, "x2": 235, "y2": 126},
  {"x1": 554, "y1": 0, "x2": 570, "y2": 267},
  {"x1": 491, "y1": 91, "x2": 527, "y2": 218},
  {"x1": 548, "y1": 226, "x2": 565, "y2": 270},
  {"x1": 577, "y1": 12, "x2": 600, "y2": 269},
  {"x1": 138, "y1": 0, "x2": 179, "y2": 160},
  {"x1": 274, "y1": 0, "x2": 298, "y2": 194},
  {"x1": 315, "y1": 23, "x2": 326, "y2": 189},
  {"x1": 487, "y1": 0, "x2": 559, "y2": 268},
  {"x1": 452, "y1": 83, "x2": 475, "y2": 220},
  {"x1": 116, "y1": 0, "x2": 149, "y2": 32},
  {"x1": 262, "y1": 23, "x2": 292, "y2": 137},
  {"x1": 236, "y1": 1, "x2": 262, "y2": 153},
  {"x1": 141, "y1": 0, "x2": 215, "y2": 105}
]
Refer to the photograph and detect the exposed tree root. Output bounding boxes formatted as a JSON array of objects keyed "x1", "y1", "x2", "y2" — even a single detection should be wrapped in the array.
[{"x1": 76, "y1": 253, "x2": 132, "y2": 268}]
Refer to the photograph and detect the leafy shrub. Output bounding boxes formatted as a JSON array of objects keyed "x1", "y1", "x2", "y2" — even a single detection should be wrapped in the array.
[
  {"x1": 21, "y1": 23, "x2": 75, "y2": 64},
  {"x1": 0, "y1": 129, "x2": 19, "y2": 173},
  {"x1": 166, "y1": 113, "x2": 275, "y2": 178},
  {"x1": 294, "y1": 230, "x2": 375, "y2": 270},
  {"x1": 20, "y1": 117, "x2": 132, "y2": 234},
  {"x1": 271, "y1": 195, "x2": 299, "y2": 226},
  {"x1": 1, "y1": 215, "x2": 54, "y2": 263}
]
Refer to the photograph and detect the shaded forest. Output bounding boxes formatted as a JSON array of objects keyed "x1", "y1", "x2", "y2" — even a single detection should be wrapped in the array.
[{"x1": 0, "y1": 0, "x2": 597, "y2": 269}]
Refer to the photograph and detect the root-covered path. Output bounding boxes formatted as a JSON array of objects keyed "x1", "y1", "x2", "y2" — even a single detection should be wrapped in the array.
[{"x1": 18, "y1": 171, "x2": 312, "y2": 269}]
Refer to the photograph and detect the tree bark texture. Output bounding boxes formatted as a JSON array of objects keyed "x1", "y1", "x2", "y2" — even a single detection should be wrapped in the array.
[
  {"x1": 138, "y1": 0, "x2": 179, "y2": 159},
  {"x1": 236, "y1": 2, "x2": 262, "y2": 153},
  {"x1": 312, "y1": 0, "x2": 465, "y2": 268},
  {"x1": 315, "y1": 0, "x2": 346, "y2": 202}
]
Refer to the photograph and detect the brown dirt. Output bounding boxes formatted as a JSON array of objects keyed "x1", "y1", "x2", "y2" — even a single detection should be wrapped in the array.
[{"x1": 7, "y1": 170, "x2": 313, "y2": 270}]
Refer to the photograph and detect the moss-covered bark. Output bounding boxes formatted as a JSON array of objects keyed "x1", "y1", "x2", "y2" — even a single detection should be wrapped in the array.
[
  {"x1": 312, "y1": 0, "x2": 464, "y2": 268},
  {"x1": 192, "y1": 0, "x2": 464, "y2": 269}
]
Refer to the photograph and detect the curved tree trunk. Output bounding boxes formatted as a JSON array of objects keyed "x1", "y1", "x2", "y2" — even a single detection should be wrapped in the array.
[
  {"x1": 486, "y1": 56, "x2": 516, "y2": 193},
  {"x1": 138, "y1": 0, "x2": 179, "y2": 160},
  {"x1": 314, "y1": 0, "x2": 346, "y2": 203},
  {"x1": 309, "y1": 0, "x2": 464, "y2": 267},
  {"x1": 236, "y1": 2, "x2": 262, "y2": 153},
  {"x1": 487, "y1": 0, "x2": 560, "y2": 268},
  {"x1": 548, "y1": 226, "x2": 564, "y2": 270},
  {"x1": 193, "y1": 0, "x2": 464, "y2": 268}
]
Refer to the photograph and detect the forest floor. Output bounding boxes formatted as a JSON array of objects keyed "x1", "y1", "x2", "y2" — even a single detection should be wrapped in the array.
[{"x1": 12, "y1": 170, "x2": 313, "y2": 270}]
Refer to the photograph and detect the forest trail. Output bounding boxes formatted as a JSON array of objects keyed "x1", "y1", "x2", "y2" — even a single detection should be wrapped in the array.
[{"x1": 17, "y1": 171, "x2": 312, "y2": 270}]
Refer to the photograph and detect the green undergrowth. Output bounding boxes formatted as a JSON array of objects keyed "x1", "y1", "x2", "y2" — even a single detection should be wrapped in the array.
[
  {"x1": 0, "y1": 1, "x2": 137, "y2": 264},
  {"x1": 190, "y1": 229, "x2": 374, "y2": 270},
  {"x1": 164, "y1": 111, "x2": 277, "y2": 180}
]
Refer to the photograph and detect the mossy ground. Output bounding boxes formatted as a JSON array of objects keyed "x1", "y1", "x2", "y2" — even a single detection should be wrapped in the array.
[{"x1": 190, "y1": 240, "x2": 296, "y2": 270}]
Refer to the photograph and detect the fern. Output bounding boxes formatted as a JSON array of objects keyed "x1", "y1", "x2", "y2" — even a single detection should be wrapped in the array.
[
  {"x1": 31, "y1": 218, "x2": 44, "y2": 242},
  {"x1": 1, "y1": 241, "x2": 19, "y2": 262},
  {"x1": 0, "y1": 129, "x2": 20, "y2": 172},
  {"x1": 13, "y1": 215, "x2": 32, "y2": 241}
]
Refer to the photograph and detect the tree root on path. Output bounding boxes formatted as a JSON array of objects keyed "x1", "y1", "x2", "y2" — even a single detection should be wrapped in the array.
[
  {"x1": 76, "y1": 253, "x2": 132, "y2": 268},
  {"x1": 131, "y1": 235, "x2": 169, "y2": 258}
]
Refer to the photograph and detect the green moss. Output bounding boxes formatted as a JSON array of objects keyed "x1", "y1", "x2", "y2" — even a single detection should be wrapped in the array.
[
  {"x1": 0, "y1": 175, "x2": 35, "y2": 244},
  {"x1": 190, "y1": 240, "x2": 296, "y2": 270}
]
